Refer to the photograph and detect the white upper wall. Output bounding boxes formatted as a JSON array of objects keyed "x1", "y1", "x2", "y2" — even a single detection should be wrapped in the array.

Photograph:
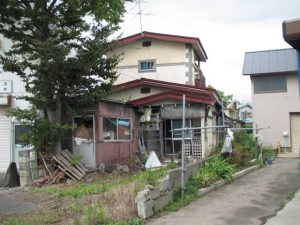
[{"x1": 111, "y1": 39, "x2": 197, "y2": 85}]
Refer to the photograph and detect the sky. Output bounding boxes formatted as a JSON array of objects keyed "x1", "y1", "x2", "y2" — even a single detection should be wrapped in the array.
[{"x1": 117, "y1": 0, "x2": 300, "y2": 103}]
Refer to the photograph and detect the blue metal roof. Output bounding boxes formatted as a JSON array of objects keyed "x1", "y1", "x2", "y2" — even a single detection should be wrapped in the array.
[{"x1": 242, "y1": 48, "x2": 298, "y2": 75}]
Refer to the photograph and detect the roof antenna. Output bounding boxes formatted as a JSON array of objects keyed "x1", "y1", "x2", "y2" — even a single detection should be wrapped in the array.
[
  {"x1": 138, "y1": 0, "x2": 143, "y2": 35},
  {"x1": 130, "y1": 0, "x2": 153, "y2": 36}
]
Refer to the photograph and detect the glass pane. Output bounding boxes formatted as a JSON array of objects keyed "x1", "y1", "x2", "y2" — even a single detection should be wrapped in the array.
[
  {"x1": 118, "y1": 119, "x2": 131, "y2": 140},
  {"x1": 103, "y1": 118, "x2": 117, "y2": 140},
  {"x1": 172, "y1": 119, "x2": 191, "y2": 138},
  {"x1": 15, "y1": 125, "x2": 29, "y2": 145},
  {"x1": 254, "y1": 77, "x2": 269, "y2": 92},
  {"x1": 270, "y1": 76, "x2": 286, "y2": 91}
]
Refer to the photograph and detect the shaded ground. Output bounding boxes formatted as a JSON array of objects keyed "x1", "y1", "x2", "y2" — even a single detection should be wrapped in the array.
[{"x1": 147, "y1": 158, "x2": 300, "y2": 225}]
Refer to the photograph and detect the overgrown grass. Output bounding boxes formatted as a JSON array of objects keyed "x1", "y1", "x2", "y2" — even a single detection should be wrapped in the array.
[
  {"x1": 165, "y1": 156, "x2": 235, "y2": 211},
  {"x1": 25, "y1": 168, "x2": 165, "y2": 224}
]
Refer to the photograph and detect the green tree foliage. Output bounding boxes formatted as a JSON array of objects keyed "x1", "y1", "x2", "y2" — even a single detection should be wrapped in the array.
[
  {"x1": 0, "y1": 0, "x2": 127, "y2": 152},
  {"x1": 208, "y1": 85, "x2": 233, "y2": 106}
]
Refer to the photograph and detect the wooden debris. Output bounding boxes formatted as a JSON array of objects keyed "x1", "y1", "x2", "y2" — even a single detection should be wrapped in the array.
[
  {"x1": 53, "y1": 150, "x2": 88, "y2": 181},
  {"x1": 33, "y1": 150, "x2": 88, "y2": 186}
]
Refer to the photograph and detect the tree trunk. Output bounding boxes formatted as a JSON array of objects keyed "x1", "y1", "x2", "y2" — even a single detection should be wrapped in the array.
[{"x1": 46, "y1": 99, "x2": 62, "y2": 153}]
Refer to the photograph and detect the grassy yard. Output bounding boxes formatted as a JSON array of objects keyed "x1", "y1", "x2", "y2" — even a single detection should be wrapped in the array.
[{"x1": 0, "y1": 168, "x2": 167, "y2": 225}]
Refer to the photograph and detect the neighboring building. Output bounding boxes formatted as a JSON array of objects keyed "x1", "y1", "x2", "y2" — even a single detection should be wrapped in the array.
[
  {"x1": 111, "y1": 31, "x2": 207, "y2": 87},
  {"x1": 238, "y1": 103, "x2": 253, "y2": 124},
  {"x1": 243, "y1": 48, "x2": 299, "y2": 154},
  {"x1": 0, "y1": 35, "x2": 30, "y2": 172}
]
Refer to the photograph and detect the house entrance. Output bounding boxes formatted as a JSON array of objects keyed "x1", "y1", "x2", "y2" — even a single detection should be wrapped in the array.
[{"x1": 72, "y1": 116, "x2": 96, "y2": 170}]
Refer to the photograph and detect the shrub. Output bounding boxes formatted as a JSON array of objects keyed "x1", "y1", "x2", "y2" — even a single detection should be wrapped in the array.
[
  {"x1": 232, "y1": 131, "x2": 255, "y2": 155},
  {"x1": 262, "y1": 148, "x2": 274, "y2": 161},
  {"x1": 192, "y1": 157, "x2": 234, "y2": 188}
]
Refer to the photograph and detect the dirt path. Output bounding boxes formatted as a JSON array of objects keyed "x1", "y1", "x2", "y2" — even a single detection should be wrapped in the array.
[{"x1": 147, "y1": 158, "x2": 300, "y2": 225}]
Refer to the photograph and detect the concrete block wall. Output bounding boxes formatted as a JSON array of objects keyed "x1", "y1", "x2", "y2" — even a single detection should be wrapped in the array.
[
  {"x1": 135, "y1": 159, "x2": 206, "y2": 219},
  {"x1": 18, "y1": 149, "x2": 38, "y2": 186}
]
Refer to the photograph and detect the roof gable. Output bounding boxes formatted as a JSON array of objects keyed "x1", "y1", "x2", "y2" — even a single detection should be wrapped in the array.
[{"x1": 115, "y1": 31, "x2": 208, "y2": 62}]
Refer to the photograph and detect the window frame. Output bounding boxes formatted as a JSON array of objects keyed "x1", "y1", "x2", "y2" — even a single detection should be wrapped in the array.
[
  {"x1": 103, "y1": 117, "x2": 132, "y2": 142},
  {"x1": 138, "y1": 59, "x2": 156, "y2": 73},
  {"x1": 253, "y1": 75, "x2": 287, "y2": 93}
]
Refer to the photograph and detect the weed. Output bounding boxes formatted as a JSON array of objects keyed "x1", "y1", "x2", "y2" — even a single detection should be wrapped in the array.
[
  {"x1": 139, "y1": 168, "x2": 166, "y2": 186},
  {"x1": 70, "y1": 154, "x2": 83, "y2": 167},
  {"x1": 166, "y1": 161, "x2": 177, "y2": 170}
]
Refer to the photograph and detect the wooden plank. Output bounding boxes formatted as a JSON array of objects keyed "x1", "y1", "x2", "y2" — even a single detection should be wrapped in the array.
[
  {"x1": 57, "y1": 165, "x2": 77, "y2": 181},
  {"x1": 63, "y1": 150, "x2": 88, "y2": 172},
  {"x1": 56, "y1": 154, "x2": 84, "y2": 179},
  {"x1": 53, "y1": 156, "x2": 82, "y2": 180},
  {"x1": 60, "y1": 151, "x2": 86, "y2": 175},
  {"x1": 57, "y1": 154, "x2": 85, "y2": 178},
  {"x1": 39, "y1": 152, "x2": 52, "y2": 177}
]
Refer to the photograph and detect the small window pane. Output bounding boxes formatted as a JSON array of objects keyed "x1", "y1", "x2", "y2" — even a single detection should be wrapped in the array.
[
  {"x1": 118, "y1": 119, "x2": 131, "y2": 140},
  {"x1": 15, "y1": 125, "x2": 29, "y2": 145},
  {"x1": 139, "y1": 60, "x2": 155, "y2": 72},
  {"x1": 270, "y1": 76, "x2": 286, "y2": 91},
  {"x1": 103, "y1": 118, "x2": 117, "y2": 140},
  {"x1": 254, "y1": 77, "x2": 269, "y2": 92}
]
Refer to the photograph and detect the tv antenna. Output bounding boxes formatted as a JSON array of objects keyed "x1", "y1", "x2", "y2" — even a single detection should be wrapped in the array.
[{"x1": 128, "y1": 0, "x2": 153, "y2": 34}]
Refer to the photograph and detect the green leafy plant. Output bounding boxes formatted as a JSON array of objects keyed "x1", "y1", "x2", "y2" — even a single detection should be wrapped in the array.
[
  {"x1": 140, "y1": 168, "x2": 166, "y2": 186},
  {"x1": 263, "y1": 148, "x2": 274, "y2": 161},
  {"x1": 70, "y1": 154, "x2": 83, "y2": 167}
]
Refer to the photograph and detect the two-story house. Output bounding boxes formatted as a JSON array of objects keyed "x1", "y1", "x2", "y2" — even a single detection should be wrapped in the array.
[
  {"x1": 242, "y1": 48, "x2": 299, "y2": 156},
  {"x1": 106, "y1": 32, "x2": 223, "y2": 160}
]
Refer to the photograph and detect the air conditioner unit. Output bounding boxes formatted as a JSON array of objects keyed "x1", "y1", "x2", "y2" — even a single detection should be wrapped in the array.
[{"x1": 0, "y1": 80, "x2": 12, "y2": 93}]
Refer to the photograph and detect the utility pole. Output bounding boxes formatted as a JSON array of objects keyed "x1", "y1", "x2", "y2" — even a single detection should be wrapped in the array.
[{"x1": 181, "y1": 95, "x2": 186, "y2": 199}]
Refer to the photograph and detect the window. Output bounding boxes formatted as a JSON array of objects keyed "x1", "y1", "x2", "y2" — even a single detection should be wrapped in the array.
[
  {"x1": 139, "y1": 60, "x2": 156, "y2": 72},
  {"x1": 15, "y1": 125, "x2": 29, "y2": 145},
  {"x1": 254, "y1": 75, "x2": 287, "y2": 93},
  {"x1": 103, "y1": 118, "x2": 131, "y2": 141},
  {"x1": 142, "y1": 41, "x2": 151, "y2": 47}
]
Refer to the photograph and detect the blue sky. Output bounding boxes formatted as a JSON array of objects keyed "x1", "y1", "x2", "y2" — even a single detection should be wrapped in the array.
[{"x1": 118, "y1": 0, "x2": 300, "y2": 102}]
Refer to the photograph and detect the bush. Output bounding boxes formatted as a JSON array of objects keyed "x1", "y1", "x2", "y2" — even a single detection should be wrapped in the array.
[
  {"x1": 232, "y1": 131, "x2": 255, "y2": 156},
  {"x1": 262, "y1": 148, "x2": 274, "y2": 161},
  {"x1": 192, "y1": 157, "x2": 234, "y2": 188}
]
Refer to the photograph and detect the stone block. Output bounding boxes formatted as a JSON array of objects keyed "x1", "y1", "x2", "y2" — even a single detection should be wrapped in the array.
[
  {"x1": 18, "y1": 163, "x2": 30, "y2": 171},
  {"x1": 135, "y1": 189, "x2": 150, "y2": 203},
  {"x1": 30, "y1": 162, "x2": 37, "y2": 170},
  {"x1": 22, "y1": 151, "x2": 30, "y2": 157},
  {"x1": 153, "y1": 190, "x2": 174, "y2": 211},
  {"x1": 137, "y1": 199, "x2": 154, "y2": 219},
  {"x1": 20, "y1": 177, "x2": 32, "y2": 187},
  {"x1": 149, "y1": 187, "x2": 160, "y2": 200},
  {"x1": 159, "y1": 175, "x2": 171, "y2": 193},
  {"x1": 19, "y1": 170, "x2": 31, "y2": 178}
]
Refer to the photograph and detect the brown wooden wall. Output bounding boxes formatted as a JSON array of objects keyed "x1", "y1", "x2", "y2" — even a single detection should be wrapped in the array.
[{"x1": 95, "y1": 101, "x2": 139, "y2": 165}]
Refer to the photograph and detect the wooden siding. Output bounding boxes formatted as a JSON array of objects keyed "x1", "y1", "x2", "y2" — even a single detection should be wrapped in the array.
[{"x1": 95, "y1": 101, "x2": 139, "y2": 165}]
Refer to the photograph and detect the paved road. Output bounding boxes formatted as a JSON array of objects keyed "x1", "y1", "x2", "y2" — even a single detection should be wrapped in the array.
[
  {"x1": 147, "y1": 158, "x2": 300, "y2": 225},
  {"x1": 0, "y1": 194, "x2": 39, "y2": 216}
]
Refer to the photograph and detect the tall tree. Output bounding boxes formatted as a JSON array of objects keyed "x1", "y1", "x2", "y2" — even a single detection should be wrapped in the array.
[{"x1": 0, "y1": 0, "x2": 127, "y2": 152}]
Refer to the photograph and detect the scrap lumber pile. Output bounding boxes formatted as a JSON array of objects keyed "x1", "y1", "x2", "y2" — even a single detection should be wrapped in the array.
[{"x1": 33, "y1": 150, "x2": 88, "y2": 187}]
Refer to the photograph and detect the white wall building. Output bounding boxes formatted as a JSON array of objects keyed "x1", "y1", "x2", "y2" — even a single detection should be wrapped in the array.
[
  {"x1": 0, "y1": 35, "x2": 30, "y2": 172},
  {"x1": 243, "y1": 48, "x2": 300, "y2": 155},
  {"x1": 111, "y1": 31, "x2": 207, "y2": 86}
]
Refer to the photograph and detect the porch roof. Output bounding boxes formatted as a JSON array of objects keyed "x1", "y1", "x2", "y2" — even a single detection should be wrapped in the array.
[
  {"x1": 112, "y1": 78, "x2": 220, "y2": 106},
  {"x1": 129, "y1": 91, "x2": 215, "y2": 106}
]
